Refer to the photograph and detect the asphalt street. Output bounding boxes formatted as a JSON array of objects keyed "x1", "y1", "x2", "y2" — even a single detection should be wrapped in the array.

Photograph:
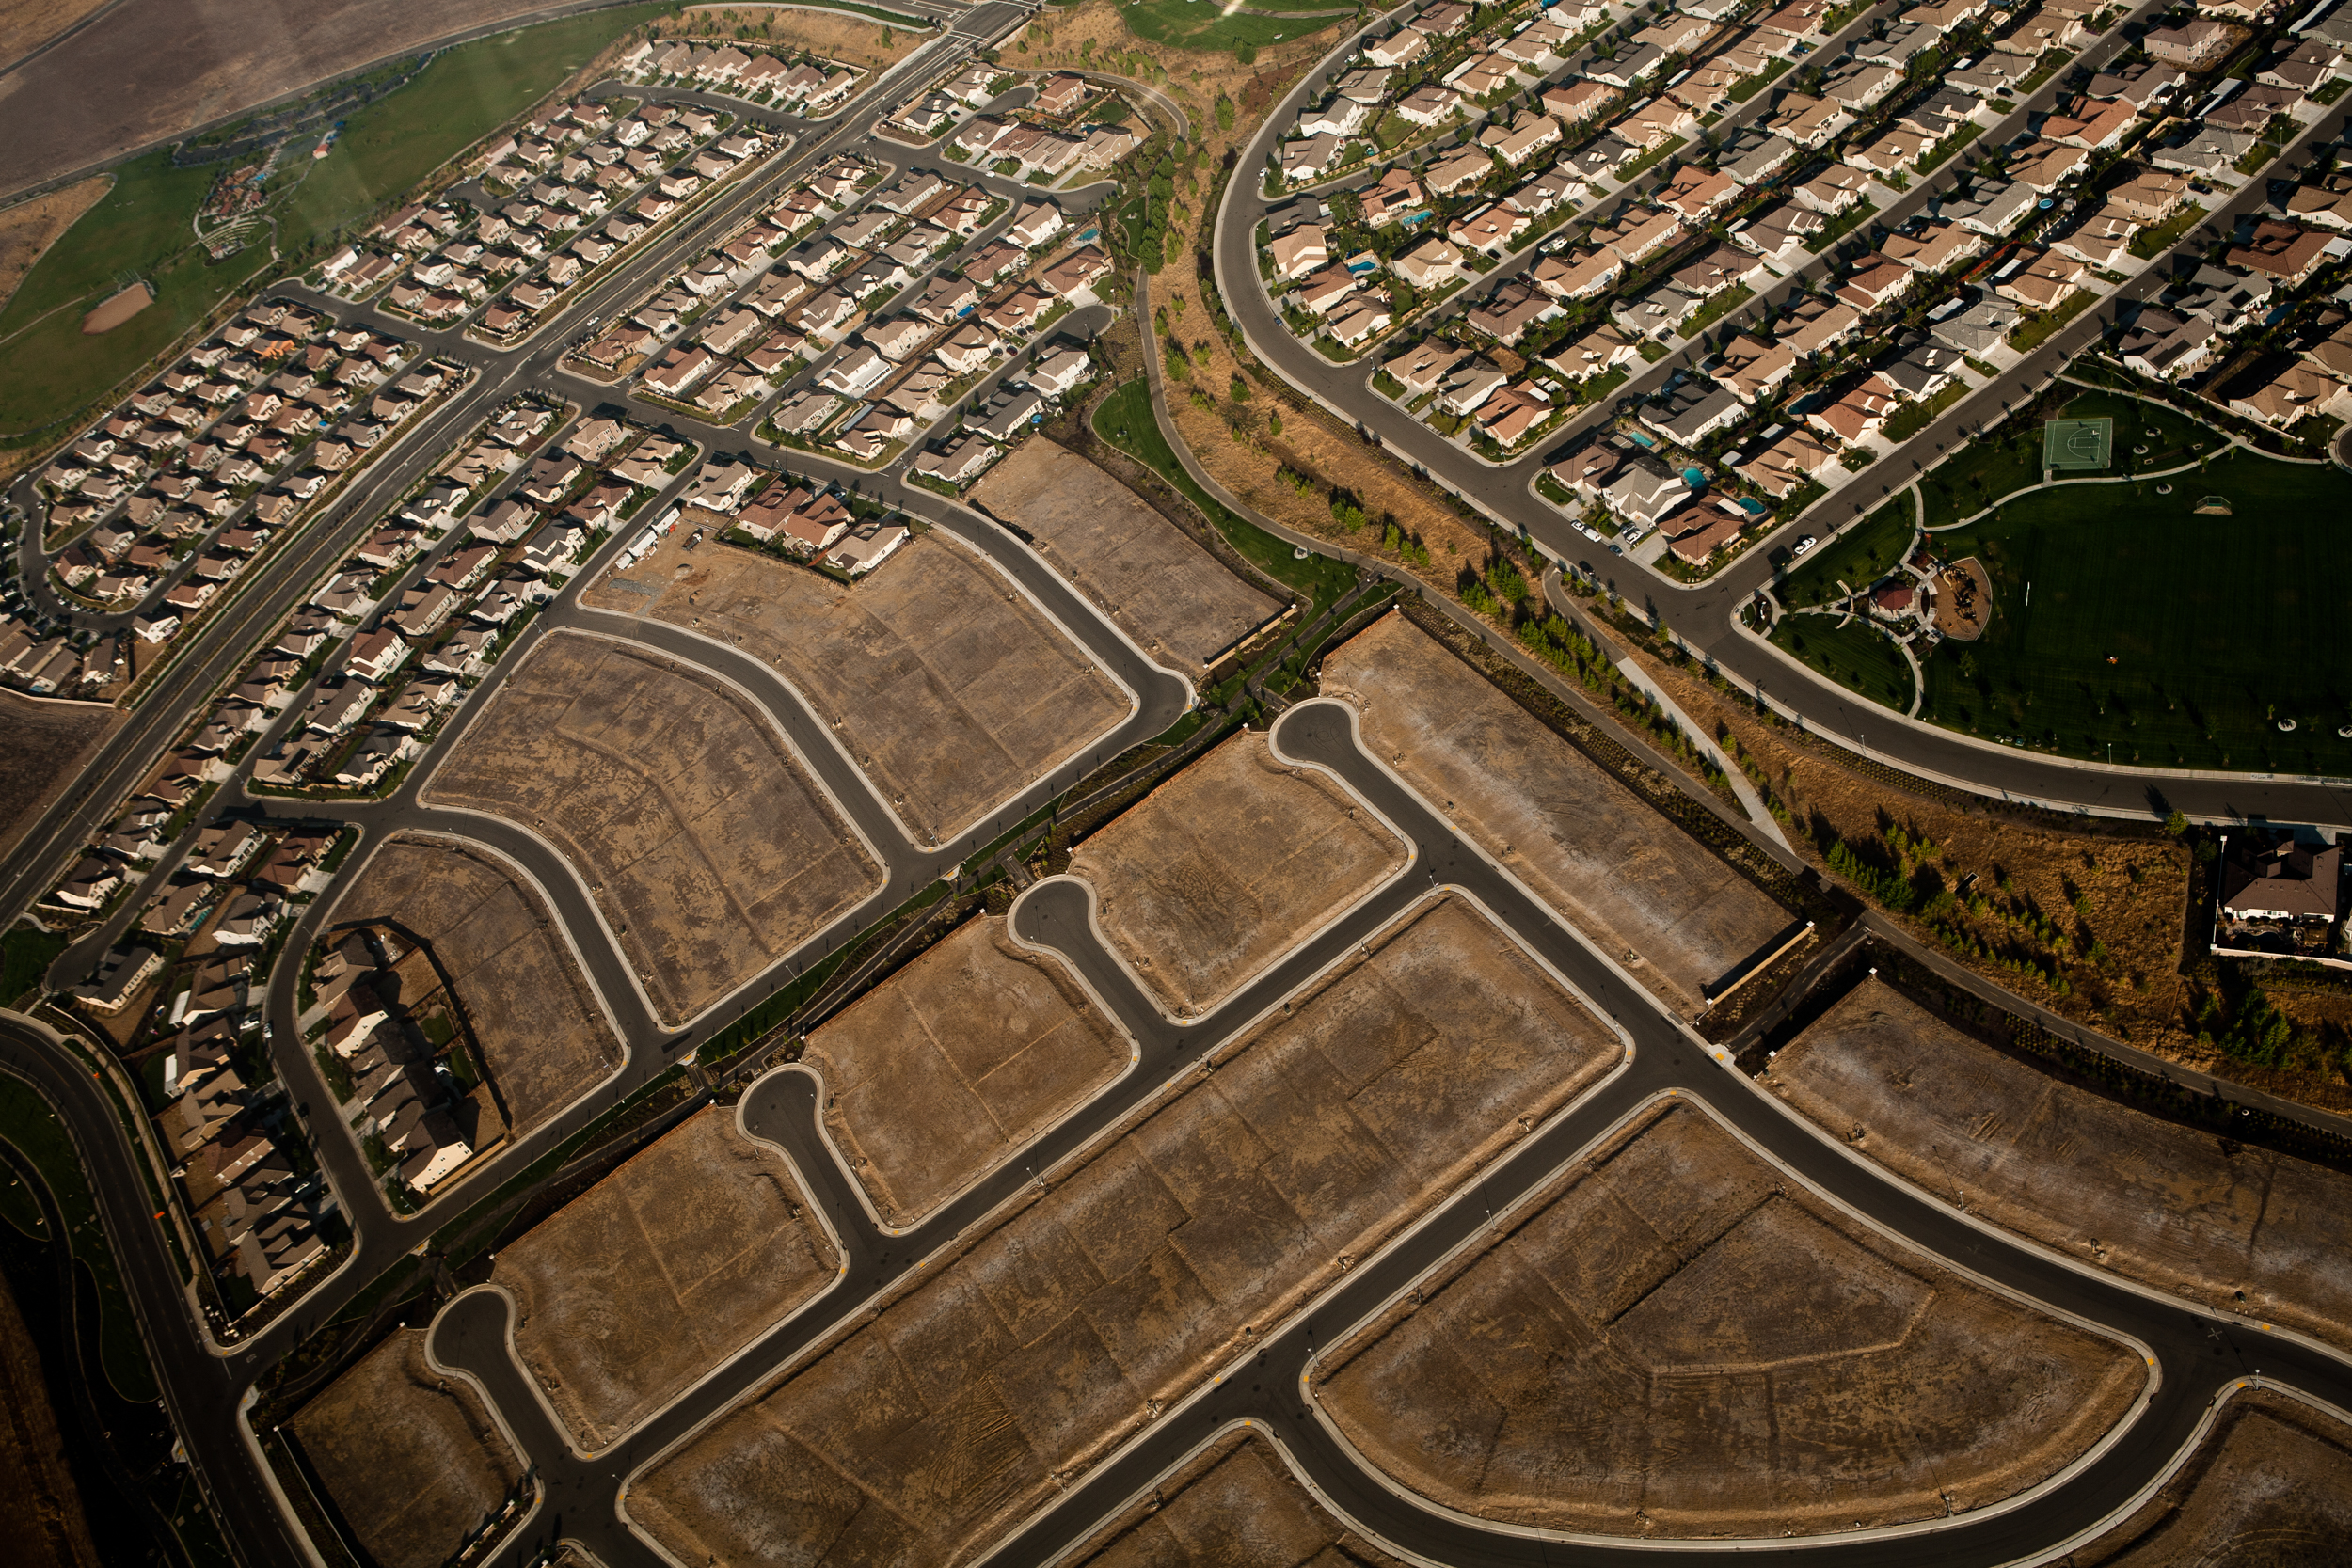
[
  {"x1": 413, "y1": 698, "x2": 2352, "y2": 1568},
  {"x1": 10, "y1": 5, "x2": 2352, "y2": 1565},
  {"x1": 1215, "y1": 0, "x2": 2352, "y2": 830}
]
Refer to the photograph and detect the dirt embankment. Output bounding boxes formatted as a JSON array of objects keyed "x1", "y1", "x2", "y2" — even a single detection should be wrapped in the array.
[
  {"x1": 0, "y1": 689, "x2": 119, "y2": 863},
  {"x1": 677, "y1": 6, "x2": 929, "y2": 71},
  {"x1": 1021, "y1": 1, "x2": 1499, "y2": 595},
  {"x1": 0, "y1": 1260, "x2": 102, "y2": 1568},
  {"x1": 0, "y1": 0, "x2": 109, "y2": 75}
]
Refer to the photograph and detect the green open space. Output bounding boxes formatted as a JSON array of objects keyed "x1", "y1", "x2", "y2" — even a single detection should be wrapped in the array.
[
  {"x1": 1114, "y1": 0, "x2": 1353, "y2": 52},
  {"x1": 1771, "y1": 611, "x2": 1915, "y2": 712},
  {"x1": 1918, "y1": 387, "x2": 2219, "y2": 530},
  {"x1": 0, "y1": 5, "x2": 665, "y2": 441},
  {"x1": 1092, "y1": 376, "x2": 1356, "y2": 608},
  {"x1": 1917, "y1": 446, "x2": 2352, "y2": 769},
  {"x1": 2042, "y1": 416, "x2": 2110, "y2": 471},
  {"x1": 0, "y1": 1073, "x2": 159, "y2": 1402},
  {"x1": 1776, "y1": 493, "x2": 1915, "y2": 607}
]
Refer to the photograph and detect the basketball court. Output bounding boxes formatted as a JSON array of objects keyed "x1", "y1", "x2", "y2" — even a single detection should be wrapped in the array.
[{"x1": 2042, "y1": 417, "x2": 2112, "y2": 471}]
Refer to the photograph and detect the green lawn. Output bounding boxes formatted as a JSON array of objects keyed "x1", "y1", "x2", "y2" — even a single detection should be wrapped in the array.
[
  {"x1": 1918, "y1": 446, "x2": 2352, "y2": 769},
  {"x1": 1917, "y1": 387, "x2": 2220, "y2": 530},
  {"x1": 1777, "y1": 493, "x2": 1915, "y2": 607},
  {"x1": 1772, "y1": 611, "x2": 1915, "y2": 711},
  {"x1": 1091, "y1": 378, "x2": 1356, "y2": 608},
  {"x1": 1115, "y1": 0, "x2": 1353, "y2": 52},
  {"x1": 0, "y1": 5, "x2": 665, "y2": 439}
]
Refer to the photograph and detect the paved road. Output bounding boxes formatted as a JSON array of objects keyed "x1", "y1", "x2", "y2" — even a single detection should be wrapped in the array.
[
  {"x1": 405, "y1": 697, "x2": 2352, "y2": 1568},
  {"x1": 0, "y1": 1012, "x2": 312, "y2": 1568},
  {"x1": 1215, "y1": 0, "x2": 2352, "y2": 829}
]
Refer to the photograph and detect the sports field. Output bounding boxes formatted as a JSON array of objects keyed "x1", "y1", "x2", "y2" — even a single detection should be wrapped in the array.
[
  {"x1": 2042, "y1": 417, "x2": 2111, "y2": 471},
  {"x1": 0, "y1": 5, "x2": 663, "y2": 437},
  {"x1": 1918, "y1": 444, "x2": 2352, "y2": 769}
]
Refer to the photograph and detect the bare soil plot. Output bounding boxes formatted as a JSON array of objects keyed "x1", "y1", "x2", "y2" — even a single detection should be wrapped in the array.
[
  {"x1": 586, "y1": 533, "x2": 1130, "y2": 847},
  {"x1": 679, "y1": 5, "x2": 926, "y2": 71},
  {"x1": 0, "y1": 0, "x2": 106, "y2": 72},
  {"x1": 1318, "y1": 1099, "x2": 2145, "y2": 1539},
  {"x1": 1770, "y1": 980, "x2": 2352, "y2": 1354},
  {"x1": 1069, "y1": 727, "x2": 1405, "y2": 1016},
  {"x1": 0, "y1": 0, "x2": 592, "y2": 201},
  {"x1": 332, "y1": 834, "x2": 621, "y2": 1136},
  {"x1": 803, "y1": 914, "x2": 1129, "y2": 1227},
  {"x1": 1071, "y1": 1429, "x2": 1407, "y2": 1568},
  {"x1": 287, "y1": 1329, "x2": 523, "y2": 1568},
  {"x1": 490, "y1": 1105, "x2": 836, "y2": 1450},
  {"x1": 631, "y1": 894, "x2": 1617, "y2": 1568},
  {"x1": 974, "y1": 438, "x2": 1281, "y2": 676},
  {"x1": 422, "y1": 631, "x2": 881, "y2": 1025},
  {"x1": 78, "y1": 278, "x2": 148, "y2": 332},
  {"x1": 0, "y1": 173, "x2": 106, "y2": 314},
  {"x1": 1323, "y1": 612, "x2": 1788, "y2": 1015},
  {"x1": 0, "y1": 689, "x2": 118, "y2": 862},
  {"x1": 2072, "y1": 1388, "x2": 2352, "y2": 1565}
]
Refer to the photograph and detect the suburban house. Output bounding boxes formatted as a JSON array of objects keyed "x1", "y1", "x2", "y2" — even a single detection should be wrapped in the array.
[{"x1": 2217, "y1": 830, "x2": 2343, "y2": 924}]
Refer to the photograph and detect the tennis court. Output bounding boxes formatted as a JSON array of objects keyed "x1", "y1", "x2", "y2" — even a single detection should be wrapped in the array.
[{"x1": 2042, "y1": 418, "x2": 2111, "y2": 471}]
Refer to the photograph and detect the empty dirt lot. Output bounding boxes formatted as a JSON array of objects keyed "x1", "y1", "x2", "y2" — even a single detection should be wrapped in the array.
[
  {"x1": 587, "y1": 533, "x2": 1131, "y2": 846},
  {"x1": 422, "y1": 631, "x2": 881, "y2": 1025},
  {"x1": 632, "y1": 895, "x2": 1618, "y2": 1568},
  {"x1": 288, "y1": 1328, "x2": 523, "y2": 1568},
  {"x1": 0, "y1": 688, "x2": 117, "y2": 861},
  {"x1": 2072, "y1": 1388, "x2": 2352, "y2": 1565},
  {"x1": 1324, "y1": 612, "x2": 1788, "y2": 1016},
  {"x1": 1770, "y1": 979, "x2": 2352, "y2": 1354},
  {"x1": 1072, "y1": 1430, "x2": 1406, "y2": 1568},
  {"x1": 491, "y1": 1105, "x2": 836, "y2": 1450},
  {"x1": 1070, "y1": 728, "x2": 1406, "y2": 1016},
  {"x1": 803, "y1": 914, "x2": 1130, "y2": 1227},
  {"x1": 1317, "y1": 1099, "x2": 2144, "y2": 1538},
  {"x1": 974, "y1": 438, "x2": 1281, "y2": 676},
  {"x1": 330, "y1": 834, "x2": 620, "y2": 1135}
]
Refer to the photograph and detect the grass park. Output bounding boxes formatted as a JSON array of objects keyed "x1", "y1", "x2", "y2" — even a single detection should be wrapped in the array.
[
  {"x1": 1775, "y1": 383, "x2": 2351, "y2": 768},
  {"x1": 0, "y1": 4, "x2": 668, "y2": 445}
]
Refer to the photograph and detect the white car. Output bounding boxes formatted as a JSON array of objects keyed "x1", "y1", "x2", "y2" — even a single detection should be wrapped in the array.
[{"x1": 1792, "y1": 534, "x2": 1816, "y2": 556}]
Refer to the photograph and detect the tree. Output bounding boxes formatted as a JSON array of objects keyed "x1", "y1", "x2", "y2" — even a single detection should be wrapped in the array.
[
  {"x1": 1216, "y1": 93, "x2": 1236, "y2": 132},
  {"x1": 1235, "y1": 41, "x2": 1258, "y2": 65},
  {"x1": 2164, "y1": 810, "x2": 2190, "y2": 837}
]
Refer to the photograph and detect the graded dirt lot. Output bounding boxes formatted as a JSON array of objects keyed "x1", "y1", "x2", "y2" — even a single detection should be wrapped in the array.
[
  {"x1": 422, "y1": 631, "x2": 881, "y2": 1025},
  {"x1": 974, "y1": 438, "x2": 1281, "y2": 676},
  {"x1": 1769, "y1": 979, "x2": 2352, "y2": 1354},
  {"x1": 288, "y1": 1328, "x2": 523, "y2": 1568},
  {"x1": 332, "y1": 834, "x2": 621, "y2": 1136},
  {"x1": 587, "y1": 533, "x2": 1131, "y2": 846},
  {"x1": 1323, "y1": 612, "x2": 1788, "y2": 1015},
  {"x1": 0, "y1": 0, "x2": 592, "y2": 201},
  {"x1": 0, "y1": 689, "x2": 118, "y2": 862},
  {"x1": 803, "y1": 914, "x2": 1130, "y2": 1227},
  {"x1": 491, "y1": 1105, "x2": 837, "y2": 1450},
  {"x1": 2072, "y1": 1389, "x2": 2352, "y2": 1565},
  {"x1": 1072, "y1": 1430, "x2": 1407, "y2": 1568},
  {"x1": 1070, "y1": 727, "x2": 1405, "y2": 1016},
  {"x1": 1317, "y1": 1099, "x2": 2144, "y2": 1538},
  {"x1": 632, "y1": 894, "x2": 1617, "y2": 1568},
  {"x1": 0, "y1": 173, "x2": 105, "y2": 313}
]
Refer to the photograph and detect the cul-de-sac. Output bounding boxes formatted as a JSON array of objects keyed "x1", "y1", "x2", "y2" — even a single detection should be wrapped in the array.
[{"x1": 0, "y1": 0, "x2": 2348, "y2": 1564}]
